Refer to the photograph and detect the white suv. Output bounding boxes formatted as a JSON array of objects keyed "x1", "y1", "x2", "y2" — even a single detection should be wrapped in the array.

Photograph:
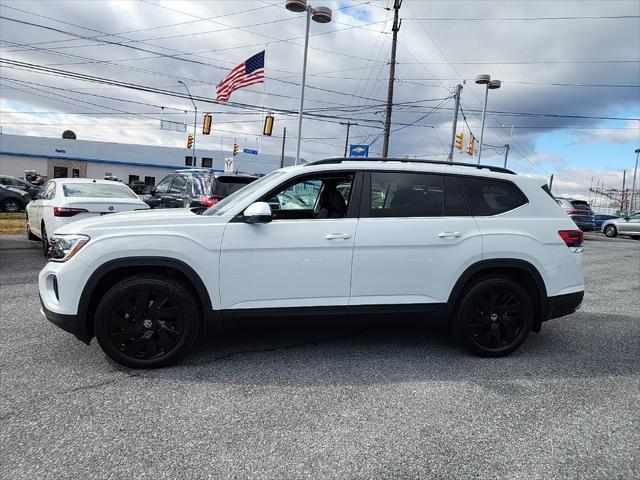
[{"x1": 39, "y1": 159, "x2": 585, "y2": 368}]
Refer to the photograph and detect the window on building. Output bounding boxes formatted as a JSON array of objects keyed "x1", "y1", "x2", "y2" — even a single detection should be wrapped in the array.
[
  {"x1": 185, "y1": 156, "x2": 195, "y2": 166},
  {"x1": 53, "y1": 166, "x2": 68, "y2": 178},
  {"x1": 144, "y1": 176, "x2": 155, "y2": 186},
  {"x1": 72, "y1": 169, "x2": 80, "y2": 178},
  {"x1": 201, "y1": 157, "x2": 213, "y2": 168},
  {"x1": 129, "y1": 175, "x2": 140, "y2": 184}
]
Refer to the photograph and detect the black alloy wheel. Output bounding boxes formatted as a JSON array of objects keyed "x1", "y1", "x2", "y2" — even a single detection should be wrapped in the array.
[
  {"x1": 453, "y1": 277, "x2": 533, "y2": 357},
  {"x1": 26, "y1": 215, "x2": 39, "y2": 241},
  {"x1": 1, "y1": 199, "x2": 21, "y2": 212},
  {"x1": 41, "y1": 223, "x2": 49, "y2": 257},
  {"x1": 604, "y1": 225, "x2": 617, "y2": 238},
  {"x1": 95, "y1": 276, "x2": 200, "y2": 368}
]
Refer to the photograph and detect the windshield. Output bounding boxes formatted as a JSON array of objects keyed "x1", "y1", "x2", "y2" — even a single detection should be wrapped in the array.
[
  {"x1": 203, "y1": 170, "x2": 287, "y2": 216},
  {"x1": 62, "y1": 183, "x2": 138, "y2": 199}
]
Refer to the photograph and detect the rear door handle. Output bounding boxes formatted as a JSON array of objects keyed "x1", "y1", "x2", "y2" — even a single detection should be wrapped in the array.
[
  {"x1": 437, "y1": 231, "x2": 461, "y2": 239},
  {"x1": 325, "y1": 233, "x2": 352, "y2": 240}
]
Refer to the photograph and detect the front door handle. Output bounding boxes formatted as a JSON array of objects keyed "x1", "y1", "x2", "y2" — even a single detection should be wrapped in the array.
[
  {"x1": 437, "y1": 231, "x2": 461, "y2": 239},
  {"x1": 325, "y1": 233, "x2": 352, "y2": 240}
]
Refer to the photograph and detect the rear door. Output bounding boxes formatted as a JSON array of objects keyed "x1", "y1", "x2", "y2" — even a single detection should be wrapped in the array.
[
  {"x1": 161, "y1": 175, "x2": 188, "y2": 208},
  {"x1": 350, "y1": 172, "x2": 482, "y2": 308}
]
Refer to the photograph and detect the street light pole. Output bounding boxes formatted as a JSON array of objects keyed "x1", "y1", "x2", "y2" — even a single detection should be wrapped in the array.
[
  {"x1": 630, "y1": 148, "x2": 640, "y2": 212},
  {"x1": 178, "y1": 80, "x2": 197, "y2": 165},
  {"x1": 286, "y1": 0, "x2": 332, "y2": 165},
  {"x1": 447, "y1": 83, "x2": 462, "y2": 161},
  {"x1": 474, "y1": 74, "x2": 501, "y2": 164}
]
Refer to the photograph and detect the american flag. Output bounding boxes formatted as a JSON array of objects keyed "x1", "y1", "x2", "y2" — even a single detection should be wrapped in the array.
[{"x1": 216, "y1": 51, "x2": 265, "y2": 102}]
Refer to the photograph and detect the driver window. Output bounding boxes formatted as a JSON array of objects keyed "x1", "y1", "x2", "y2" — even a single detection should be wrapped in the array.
[{"x1": 263, "y1": 174, "x2": 354, "y2": 220}]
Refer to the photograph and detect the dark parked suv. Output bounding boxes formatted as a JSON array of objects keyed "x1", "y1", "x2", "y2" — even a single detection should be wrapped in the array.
[
  {"x1": 144, "y1": 169, "x2": 258, "y2": 209},
  {"x1": 555, "y1": 197, "x2": 595, "y2": 231}
]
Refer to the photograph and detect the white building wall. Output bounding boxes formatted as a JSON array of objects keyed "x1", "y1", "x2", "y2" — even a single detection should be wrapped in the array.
[{"x1": 0, "y1": 154, "x2": 48, "y2": 179}]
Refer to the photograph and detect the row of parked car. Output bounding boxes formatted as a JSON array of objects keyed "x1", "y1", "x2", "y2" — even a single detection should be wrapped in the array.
[{"x1": 554, "y1": 196, "x2": 640, "y2": 239}]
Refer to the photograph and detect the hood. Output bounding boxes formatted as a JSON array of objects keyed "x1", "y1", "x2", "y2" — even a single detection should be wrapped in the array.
[{"x1": 53, "y1": 208, "x2": 227, "y2": 236}]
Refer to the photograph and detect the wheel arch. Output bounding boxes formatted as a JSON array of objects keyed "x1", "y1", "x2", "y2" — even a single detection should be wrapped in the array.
[
  {"x1": 445, "y1": 259, "x2": 549, "y2": 332},
  {"x1": 77, "y1": 257, "x2": 217, "y2": 343}
]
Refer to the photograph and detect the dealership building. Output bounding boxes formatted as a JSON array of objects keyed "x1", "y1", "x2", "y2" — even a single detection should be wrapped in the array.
[{"x1": 0, "y1": 133, "x2": 296, "y2": 185}]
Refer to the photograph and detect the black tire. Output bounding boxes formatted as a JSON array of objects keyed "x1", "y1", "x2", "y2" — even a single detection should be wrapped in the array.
[
  {"x1": 41, "y1": 223, "x2": 49, "y2": 257},
  {"x1": 94, "y1": 275, "x2": 200, "y2": 368},
  {"x1": 0, "y1": 198, "x2": 23, "y2": 212},
  {"x1": 604, "y1": 224, "x2": 617, "y2": 238},
  {"x1": 26, "y1": 215, "x2": 39, "y2": 241},
  {"x1": 452, "y1": 276, "x2": 533, "y2": 357},
  {"x1": 631, "y1": 236, "x2": 639, "y2": 240}
]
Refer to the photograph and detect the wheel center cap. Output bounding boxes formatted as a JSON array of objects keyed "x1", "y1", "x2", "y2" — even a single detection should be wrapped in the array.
[
  {"x1": 142, "y1": 319, "x2": 153, "y2": 329},
  {"x1": 490, "y1": 313, "x2": 499, "y2": 322}
]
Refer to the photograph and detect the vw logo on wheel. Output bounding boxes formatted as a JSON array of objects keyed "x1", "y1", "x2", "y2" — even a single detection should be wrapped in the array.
[{"x1": 108, "y1": 206, "x2": 114, "y2": 211}]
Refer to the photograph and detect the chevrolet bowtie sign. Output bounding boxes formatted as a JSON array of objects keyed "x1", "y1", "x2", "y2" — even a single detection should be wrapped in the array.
[{"x1": 349, "y1": 144, "x2": 369, "y2": 158}]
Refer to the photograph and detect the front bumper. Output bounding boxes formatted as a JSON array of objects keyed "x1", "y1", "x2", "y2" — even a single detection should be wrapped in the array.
[
  {"x1": 547, "y1": 290, "x2": 584, "y2": 320},
  {"x1": 39, "y1": 294, "x2": 86, "y2": 340}
]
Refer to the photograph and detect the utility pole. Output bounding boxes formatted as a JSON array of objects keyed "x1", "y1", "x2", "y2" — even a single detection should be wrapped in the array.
[
  {"x1": 503, "y1": 125, "x2": 513, "y2": 168},
  {"x1": 280, "y1": 127, "x2": 287, "y2": 168},
  {"x1": 447, "y1": 84, "x2": 463, "y2": 161},
  {"x1": 340, "y1": 121, "x2": 357, "y2": 157},
  {"x1": 549, "y1": 174, "x2": 554, "y2": 193},
  {"x1": 621, "y1": 170, "x2": 626, "y2": 210},
  {"x1": 382, "y1": 0, "x2": 401, "y2": 158},
  {"x1": 631, "y1": 148, "x2": 640, "y2": 213}
]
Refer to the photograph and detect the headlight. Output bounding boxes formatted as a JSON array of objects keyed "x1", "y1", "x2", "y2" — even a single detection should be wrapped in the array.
[{"x1": 49, "y1": 234, "x2": 90, "y2": 262}]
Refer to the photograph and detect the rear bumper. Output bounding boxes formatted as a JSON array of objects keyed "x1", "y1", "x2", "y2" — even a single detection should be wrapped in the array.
[{"x1": 547, "y1": 291, "x2": 584, "y2": 320}]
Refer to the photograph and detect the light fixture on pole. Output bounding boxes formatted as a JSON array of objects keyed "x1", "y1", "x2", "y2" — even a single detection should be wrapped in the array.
[
  {"x1": 475, "y1": 74, "x2": 501, "y2": 164},
  {"x1": 285, "y1": 0, "x2": 332, "y2": 165},
  {"x1": 631, "y1": 148, "x2": 640, "y2": 213},
  {"x1": 178, "y1": 80, "x2": 197, "y2": 166}
]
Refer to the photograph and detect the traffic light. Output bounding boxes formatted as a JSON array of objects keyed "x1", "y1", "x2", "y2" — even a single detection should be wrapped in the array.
[
  {"x1": 466, "y1": 137, "x2": 475, "y2": 156},
  {"x1": 263, "y1": 114, "x2": 274, "y2": 136},
  {"x1": 455, "y1": 132, "x2": 464, "y2": 151},
  {"x1": 232, "y1": 143, "x2": 239, "y2": 156},
  {"x1": 202, "y1": 114, "x2": 212, "y2": 135},
  {"x1": 187, "y1": 134, "x2": 193, "y2": 149}
]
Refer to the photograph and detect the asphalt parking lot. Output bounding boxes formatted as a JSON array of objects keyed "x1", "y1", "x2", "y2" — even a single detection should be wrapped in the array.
[{"x1": 1, "y1": 234, "x2": 638, "y2": 479}]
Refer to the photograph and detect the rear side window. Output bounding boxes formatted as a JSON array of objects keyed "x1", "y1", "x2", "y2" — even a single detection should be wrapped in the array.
[
  {"x1": 370, "y1": 172, "x2": 443, "y2": 217},
  {"x1": 460, "y1": 177, "x2": 527, "y2": 216}
]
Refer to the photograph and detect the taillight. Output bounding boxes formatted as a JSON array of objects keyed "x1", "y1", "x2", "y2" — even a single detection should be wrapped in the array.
[
  {"x1": 558, "y1": 229, "x2": 584, "y2": 247},
  {"x1": 564, "y1": 209, "x2": 580, "y2": 215},
  {"x1": 201, "y1": 196, "x2": 222, "y2": 207},
  {"x1": 53, "y1": 207, "x2": 88, "y2": 217}
]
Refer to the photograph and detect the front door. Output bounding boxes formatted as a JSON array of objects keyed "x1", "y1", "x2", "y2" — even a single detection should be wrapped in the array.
[
  {"x1": 162, "y1": 175, "x2": 188, "y2": 208},
  {"x1": 619, "y1": 212, "x2": 640, "y2": 234},
  {"x1": 219, "y1": 171, "x2": 359, "y2": 311},
  {"x1": 350, "y1": 172, "x2": 482, "y2": 307}
]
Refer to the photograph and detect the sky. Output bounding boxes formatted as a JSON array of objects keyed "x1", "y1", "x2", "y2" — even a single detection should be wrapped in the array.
[{"x1": 0, "y1": 0, "x2": 639, "y2": 200}]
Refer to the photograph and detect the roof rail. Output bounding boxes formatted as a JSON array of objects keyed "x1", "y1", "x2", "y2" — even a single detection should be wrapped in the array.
[{"x1": 305, "y1": 157, "x2": 516, "y2": 174}]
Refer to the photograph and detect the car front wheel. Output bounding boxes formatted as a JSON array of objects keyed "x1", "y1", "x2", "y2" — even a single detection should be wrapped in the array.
[
  {"x1": 452, "y1": 277, "x2": 533, "y2": 357},
  {"x1": 604, "y1": 225, "x2": 617, "y2": 238},
  {"x1": 94, "y1": 275, "x2": 200, "y2": 368}
]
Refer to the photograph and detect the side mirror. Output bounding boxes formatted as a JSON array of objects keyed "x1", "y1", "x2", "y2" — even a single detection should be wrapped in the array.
[
  {"x1": 624, "y1": 216, "x2": 630, "y2": 221},
  {"x1": 243, "y1": 202, "x2": 272, "y2": 224}
]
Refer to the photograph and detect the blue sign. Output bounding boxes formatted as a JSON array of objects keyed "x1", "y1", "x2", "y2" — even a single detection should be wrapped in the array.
[
  {"x1": 349, "y1": 144, "x2": 369, "y2": 158},
  {"x1": 243, "y1": 148, "x2": 258, "y2": 155}
]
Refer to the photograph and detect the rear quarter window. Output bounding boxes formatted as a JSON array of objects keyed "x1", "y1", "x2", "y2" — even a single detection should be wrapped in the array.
[{"x1": 460, "y1": 177, "x2": 527, "y2": 216}]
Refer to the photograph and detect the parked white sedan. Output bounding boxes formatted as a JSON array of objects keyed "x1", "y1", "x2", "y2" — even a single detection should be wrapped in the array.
[{"x1": 26, "y1": 178, "x2": 149, "y2": 255}]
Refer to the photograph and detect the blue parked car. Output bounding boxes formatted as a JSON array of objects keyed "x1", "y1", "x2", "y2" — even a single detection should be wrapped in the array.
[{"x1": 594, "y1": 214, "x2": 619, "y2": 230}]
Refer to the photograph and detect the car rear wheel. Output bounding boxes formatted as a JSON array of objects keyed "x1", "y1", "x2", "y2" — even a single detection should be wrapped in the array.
[
  {"x1": 25, "y1": 215, "x2": 39, "y2": 241},
  {"x1": 452, "y1": 277, "x2": 533, "y2": 357},
  {"x1": 604, "y1": 224, "x2": 617, "y2": 238},
  {"x1": 94, "y1": 275, "x2": 200, "y2": 368},
  {"x1": 41, "y1": 223, "x2": 49, "y2": 256},
  {"x1": 0, "y1": 199, "x2": 22, "y2": 212}
]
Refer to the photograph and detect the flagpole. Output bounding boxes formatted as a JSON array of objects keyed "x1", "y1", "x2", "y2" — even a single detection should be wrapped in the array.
[{"x1": 259, "y1": 44, "x2": 268, "y2": 153}]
